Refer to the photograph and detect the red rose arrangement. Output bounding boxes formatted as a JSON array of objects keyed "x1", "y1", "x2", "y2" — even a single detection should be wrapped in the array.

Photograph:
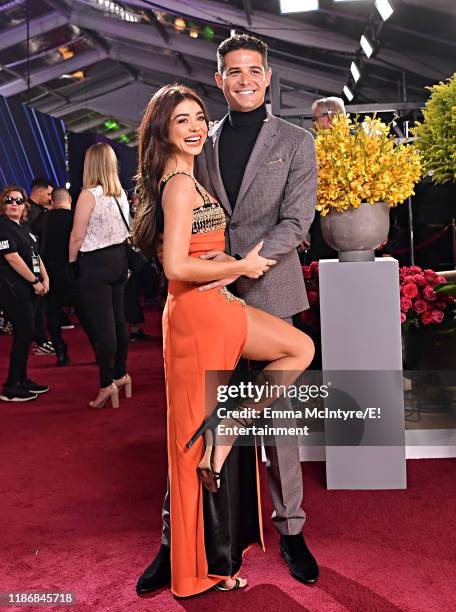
[
  {"x1": 399, "y1": 265, "x2": 454, "y2": 329},
  {"x1": 301, "y1": 261, "x2": 320, "y2": 330},
  {"x1": 301, "y1": 263, "x2": 454, "y2": 331}
]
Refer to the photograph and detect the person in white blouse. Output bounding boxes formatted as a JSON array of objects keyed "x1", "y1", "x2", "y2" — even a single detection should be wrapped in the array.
[{"x1": 69, "y1": 143, "x2": 132, "y2": 408}]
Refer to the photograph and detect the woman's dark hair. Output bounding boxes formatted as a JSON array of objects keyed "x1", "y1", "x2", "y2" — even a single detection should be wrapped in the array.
[
  {"x1": 133, "y1": 84, "x2": 209, "y2": 256},
  {"x1": 217, "y1": 34, "x2": 268, "y2": 73},
  {"x1": 0, "y1": 185, "x2": 29, "y2": 220}
]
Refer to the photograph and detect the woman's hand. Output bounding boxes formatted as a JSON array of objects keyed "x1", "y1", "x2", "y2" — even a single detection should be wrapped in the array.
[
  {"x1": 42, "y1": 278, "x2": 50, "y2": 294},
  {"x1": 242, "y1": 242, "x2": 277, "y2": 279},
  {"x1": 33, "y1": 281, "x2": 46, "y2": 296}
]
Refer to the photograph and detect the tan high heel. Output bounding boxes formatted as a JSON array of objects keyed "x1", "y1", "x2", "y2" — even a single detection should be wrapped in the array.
[
  {"x1": 89, "y1": 383, "x2": 119, "y2": 409},
  {"x1": 114, "y1": 373, "x2": 133, "y2": 398}
]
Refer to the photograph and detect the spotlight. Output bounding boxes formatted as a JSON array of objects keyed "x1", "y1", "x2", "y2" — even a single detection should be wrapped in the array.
[
  {"x1": 65, "y1": 182, "x2": 71, "y2": 189},
  {"x1": 280, "y1": 0, "x2": 319, "y2": 14},
  {"x1": 343, "y1": 86, "x2": 353, "y2": 102},
  {"x1": 174, "y1": 17, "x2": 186, "y2": 31},
  {"x1": 58, "y1": 47, "x2": 74, "y2": 61},
  {"x1": 201, "y1": 25, "x2": 214, "y2": 40},
  {"x1": 189, "y1": 29, "x2": 199, "y2": 38},
  {"x1": 350, "y1": 61, "x2": 361, "y2": 83},
  {"x1": 375, "y1": 0, "x2": 394, "y2": 21},
  {"x1": 360, "y1": 34, "x2": 374, "y2": 58}
]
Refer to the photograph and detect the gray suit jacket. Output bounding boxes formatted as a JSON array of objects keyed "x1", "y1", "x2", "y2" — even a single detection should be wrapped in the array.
[{"x1": 195, "y1": 112, "x2": 317, "y2": 319}]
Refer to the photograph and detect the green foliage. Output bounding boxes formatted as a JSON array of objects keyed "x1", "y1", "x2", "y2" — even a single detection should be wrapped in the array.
[
  {"x1": 412, "y1": 73, "x2": 456, "y2": 184},
  {"x1": 435, "y1": 283, "x2": 456, "y2": 296}
]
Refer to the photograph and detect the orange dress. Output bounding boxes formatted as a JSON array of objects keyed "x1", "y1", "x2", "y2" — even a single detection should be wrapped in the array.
[{"x1": 160, "y1": 172, "x2": 263, "y2": 597}]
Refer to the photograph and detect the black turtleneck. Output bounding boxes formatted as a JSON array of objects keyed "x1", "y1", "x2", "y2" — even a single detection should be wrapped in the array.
[{"x1": 219, "y1": 103, "x2": 267, "y2": 210}]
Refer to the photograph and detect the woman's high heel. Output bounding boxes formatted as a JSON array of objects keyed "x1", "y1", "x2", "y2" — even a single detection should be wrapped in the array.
[
  {"x1": 114, "y1": 373, "x2": 133, "y2": 398},
  {"x1": 89, "y1": 383, "x2": 119, "y2": 409},
  {"x1": 196, "y1": 428, "x2": 221, "y2": 493}
]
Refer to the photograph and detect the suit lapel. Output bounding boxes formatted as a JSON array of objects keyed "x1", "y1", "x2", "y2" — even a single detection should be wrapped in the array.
[
  {"x1": 206, "y1": 115, "x2": 232, "y2": 217},
  {"x1": 234, "y1": 113, "x2": 278, "y2": 211}
]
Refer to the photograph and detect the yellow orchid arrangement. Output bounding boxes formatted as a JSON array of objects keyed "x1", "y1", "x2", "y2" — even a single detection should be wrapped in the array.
[{"x1": 315, "y1": 114, "x2": 422, "y2": 216}]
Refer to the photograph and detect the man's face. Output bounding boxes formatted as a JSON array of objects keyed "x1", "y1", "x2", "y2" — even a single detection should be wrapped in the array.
[
  {"x1": 35, "y1": 185, "x2": 53, "y2": 207},
  {"x1": 215, "y1": 49, "x2": 271, "y2": 112},
  {"x1": 313, "y1": 109, "x2": 334, "y2": 131}
]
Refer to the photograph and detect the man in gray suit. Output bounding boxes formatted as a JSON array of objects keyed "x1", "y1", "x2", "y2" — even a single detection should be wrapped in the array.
[{"x1": 137, "y1": 34, "x2": 318, "y2": 594}]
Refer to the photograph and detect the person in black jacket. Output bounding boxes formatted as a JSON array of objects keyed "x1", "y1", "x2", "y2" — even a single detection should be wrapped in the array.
[
  {"x1": 28, "y1": 177, "x2": 55, "y2": 356},
  {"x1": 0, "y1": 185, "x2": 50, "y2": 402},
  {"x1": 44, "y1": 188, "x2": 97, "y2": 365}
]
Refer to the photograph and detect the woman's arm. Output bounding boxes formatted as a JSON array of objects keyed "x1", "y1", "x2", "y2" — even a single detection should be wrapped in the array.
[
  {"x1": 4, "y1": 252, "x2": 37, "y2": 283},
  {"x1": 69, "y1": 190, "x2": 95, "y2": 262},
  {"x1": 4, "y1": 252, "x2": 46, "y2": 294},
  {"x1": 162, "y1": 175, "x2": 271, "y2": 282}
]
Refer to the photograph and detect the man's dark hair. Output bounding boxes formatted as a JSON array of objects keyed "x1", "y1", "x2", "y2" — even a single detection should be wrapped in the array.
[
  {"x1": 51, "y1": 187, "x2": 70, "y2": 204},
  {"x1": 31, "y1": 177, "x2": 51, "y2": 190},
  {"x1": 217, "y1": 34, "x2": 268, "y2": 73}
]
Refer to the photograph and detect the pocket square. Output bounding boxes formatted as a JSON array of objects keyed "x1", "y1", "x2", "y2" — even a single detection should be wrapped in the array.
[{"x1": 266, "y1": 158, "x2": 283, "y2": 166}]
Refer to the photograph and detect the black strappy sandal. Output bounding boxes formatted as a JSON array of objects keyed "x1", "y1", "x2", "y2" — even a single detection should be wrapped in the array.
[{"x1": 196, "y1": 429, "x2": 221, "y2": 493}]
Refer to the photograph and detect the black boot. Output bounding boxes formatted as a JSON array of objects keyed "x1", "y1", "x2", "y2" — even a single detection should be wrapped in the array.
[
  {"x1": 55, "y1": 343, "x2": 69, "y2": 367},
  {"x1": 280, "y1": 534, "x2": 319, "y2": 584},
  {"x1": 136, "y1": 545, "x2": 171, "y2": 595}
]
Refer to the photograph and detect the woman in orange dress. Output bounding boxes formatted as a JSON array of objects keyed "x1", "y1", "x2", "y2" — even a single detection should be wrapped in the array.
[{"x1": 134, "y1": 84, "x2": 314, "y2": 597}]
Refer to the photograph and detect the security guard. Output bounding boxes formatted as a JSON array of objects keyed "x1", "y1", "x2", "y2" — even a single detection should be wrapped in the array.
[{"x1": 0, "y1": 185, "x2": 50, "y2": 402}]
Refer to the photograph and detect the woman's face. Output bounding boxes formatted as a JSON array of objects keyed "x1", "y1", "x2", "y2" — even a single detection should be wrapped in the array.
[
  {"x1": 3, "y1": 190, "x2": 26, "y2": 222},
  {"x1": 168, "y1": 98, "x2": 208, "y2": 156}
]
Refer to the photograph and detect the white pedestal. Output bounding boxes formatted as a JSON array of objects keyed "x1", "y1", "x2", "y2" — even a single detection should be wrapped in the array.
[{"x1": 319, "y1": 257, "x2": 407, "y2": 490}]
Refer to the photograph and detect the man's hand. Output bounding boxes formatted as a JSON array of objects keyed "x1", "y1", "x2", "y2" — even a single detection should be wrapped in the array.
[
  {"x1": 298, "y1": 234, "x2": 311, "y2": 253},
  {"x1": 198, "y1": 250, "x2": 239, "y2": 291},
  {"x1": 42, "y1": 278, "x2": 50, "y2": 294}
]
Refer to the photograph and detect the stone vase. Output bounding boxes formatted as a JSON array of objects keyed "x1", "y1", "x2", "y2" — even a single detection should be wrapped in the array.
[{"x1": 320, "y1": 201, "x2": 390, "y2": 262}]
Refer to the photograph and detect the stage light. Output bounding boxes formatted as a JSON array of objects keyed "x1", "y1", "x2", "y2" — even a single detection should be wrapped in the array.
[
  {"x1": 350, "y1": 61, "x2": 361, "y2": 83},
  {"x1": 375, "y1": 0, "x2": 394, "y2": 21},
  {"x1": 104, "y1": 120, "x2": 119, "y2": 130},
  {"x1": 65, "y1": 182, "x2": 71, "y2": 190},
  {"x1": 58, "y1": 47, "x2": 74, "y2": 61},
  {"x1": 174, "y1": 17, "x2": 186, "y2": 31},
  {"x1": 201, "y1": 25, "x2": 215, "y2": 41},
  {"x1": 343, "y1": 86, "x2": 353, "y2": 101},
  {"x1": 360, "y1": 34, "x2": 374, "y2": 58},
  {"x1": 280, "y1": 0, "x2": 319, "y2": 14}
]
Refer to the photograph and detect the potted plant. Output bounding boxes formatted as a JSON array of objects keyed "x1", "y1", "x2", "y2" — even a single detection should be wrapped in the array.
[
  {"x1": 400, "y1": 266, "x2": 455, "y2": 369},
  {"x1": 315, "y1": 114, "x2": 422, "y2": 261},
  {"x1": 412, "y1": 72, "x2": 456, "y2": 185}
]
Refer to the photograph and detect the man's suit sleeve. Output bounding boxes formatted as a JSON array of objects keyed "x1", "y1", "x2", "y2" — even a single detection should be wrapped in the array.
[{"x1": 252, "y1": 130, "x2": 317, "y2": 260}]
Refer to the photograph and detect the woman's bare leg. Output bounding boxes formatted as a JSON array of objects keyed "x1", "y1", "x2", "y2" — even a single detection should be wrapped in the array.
[{"x1": 211, "y1": 305, "x2": 314, "y2": 473}]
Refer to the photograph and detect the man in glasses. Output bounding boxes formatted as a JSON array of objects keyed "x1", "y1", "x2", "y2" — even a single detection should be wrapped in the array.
[
  {"x1": 299, "y1": 97, "x2": 346, "y2": 261},
  {"x1": 311, "y1": 96, "x2": 346, "y2": 130}
]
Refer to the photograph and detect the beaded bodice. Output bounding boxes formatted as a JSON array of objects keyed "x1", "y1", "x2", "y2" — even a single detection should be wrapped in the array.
[{"x1": 159, "y1": 171, "x2": 226, "y2": 235}]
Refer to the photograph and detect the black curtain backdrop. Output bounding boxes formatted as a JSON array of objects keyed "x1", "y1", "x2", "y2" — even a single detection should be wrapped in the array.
[{"x1": 68, "y1": 132, "x2": 138, "y2": 203}]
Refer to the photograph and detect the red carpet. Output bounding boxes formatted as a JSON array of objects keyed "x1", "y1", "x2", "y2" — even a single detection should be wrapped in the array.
[{"x1": 1, "y1": 307, "x2": 455, "y2": 612}]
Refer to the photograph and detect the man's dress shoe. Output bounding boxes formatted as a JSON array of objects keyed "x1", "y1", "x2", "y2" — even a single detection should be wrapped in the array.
[
  {"x1": 280, "y1": 534, "x2": 319, "y2": 584},
  {"x1": 136, "y1": 544, "x2": 171, "y2": 594}
]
